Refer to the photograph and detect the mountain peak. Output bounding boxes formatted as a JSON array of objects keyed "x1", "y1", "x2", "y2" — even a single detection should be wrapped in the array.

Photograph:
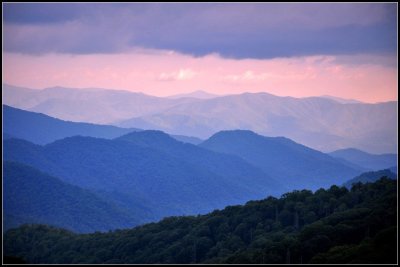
[
  {"x1": 116, "y1": 130, "x2": 179, "y2": 147},
  {"x1": 218, "y1": 129, "x2": 255, "y2": 134},
  {"x1": 207, "y1": 130, "x2": 290, "y2": 143},
  {"x1": 201, "y1": 130, "x2": 361, "y2": 190},
  {"x1": 210, "y1": 129, "x2": 259, "y2": 138}
]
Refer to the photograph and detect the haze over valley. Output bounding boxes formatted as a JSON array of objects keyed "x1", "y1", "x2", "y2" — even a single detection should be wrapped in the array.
[{"x1": 3, "y1": 84, "x2": 397, "y2": 154}]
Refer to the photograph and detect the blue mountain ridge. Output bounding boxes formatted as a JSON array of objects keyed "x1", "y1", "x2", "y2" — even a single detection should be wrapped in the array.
[
  {"x1": 3, "y1": 106, "x2": 370, "y2": 233},
  {"x1": 200, "y1": 130, "x2": 363, "y2": 190},
  {"x1": 4, "y1": 161, "x2": 141, "y2": 233},
  {"x1": 329, "y1": 148, "x2": 397, "y2": 171},
  {"x1": 4, "y1": 134, "x2": 284, "y2": 232},
  {"x1": 3, "y1": 105, "x2": 203, "y2": 145}
]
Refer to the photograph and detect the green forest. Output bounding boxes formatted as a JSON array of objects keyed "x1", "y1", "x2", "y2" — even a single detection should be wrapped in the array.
[{"x1": 4, "y1": 178, "x2": 397, "y2": 264}]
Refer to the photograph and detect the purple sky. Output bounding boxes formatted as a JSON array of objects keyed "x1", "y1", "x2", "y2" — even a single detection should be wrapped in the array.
[{"x1": 3, "y1": 3, "x2": 398, "y2": 102}]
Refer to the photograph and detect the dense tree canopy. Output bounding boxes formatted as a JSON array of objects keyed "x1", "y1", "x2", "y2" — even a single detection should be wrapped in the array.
[{"x1": 4, "y1": 178, "x2": 396, "y2": 264}]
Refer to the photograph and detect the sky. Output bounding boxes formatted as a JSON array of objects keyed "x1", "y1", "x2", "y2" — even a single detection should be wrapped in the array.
[{"x1": 3, "y1": 3, "x2": 398, "y2": 102}]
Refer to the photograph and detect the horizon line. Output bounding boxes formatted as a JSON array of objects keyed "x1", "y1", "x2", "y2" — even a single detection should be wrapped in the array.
[{"x1": 4, "y1": 82, "x2": 397, "y2": 104}]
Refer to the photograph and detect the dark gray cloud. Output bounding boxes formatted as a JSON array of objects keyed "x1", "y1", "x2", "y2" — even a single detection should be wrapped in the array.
[
  {"x1": 3, "y1": 3, "x2": 397, "y2": 58},
  {"x1": 4, "y1": 3, "x2": 83, "y2": 24}
]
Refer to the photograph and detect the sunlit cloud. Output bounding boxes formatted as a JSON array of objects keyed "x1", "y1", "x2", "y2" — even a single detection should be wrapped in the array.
[
  {"x1": 224, "y1": 71, "x2": 269, "y2": 82},
  {"x1": 158, "y1": 69, "x2": 198, "y2": 81}
]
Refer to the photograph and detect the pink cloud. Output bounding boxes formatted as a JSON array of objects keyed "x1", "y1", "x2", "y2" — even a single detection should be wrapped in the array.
[
  {"x1": 157, "y1": 69, "x2": 198, "y2": 81},
  {"x1": 3, "y1": 50, "x2": 397, "y2": 103},
  {"x1": 224, "y1": 70, "x2": 269, "y2": 82}
]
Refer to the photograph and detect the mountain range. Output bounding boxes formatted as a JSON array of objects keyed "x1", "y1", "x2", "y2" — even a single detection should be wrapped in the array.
[
  {"x1": 3, "y1": 105, "x2": 364, "y2": 192},
  {"x1": 3, "y1": 84, "x2": 201, "y2": 124},
  {"x1": 3, "y1": 136, "x2": 364, "y2": 233},
  {"x1": 119, "y1": 93, "x2": 396, "y2": 154},
  {"x1": 3, "y1": 84, "x2": 396, "y2": 154},
  {"x1": 329, "y1": 148, "x2": 397, "y2": 171},
  {"x1": 3, "y1": 105, "x2": 201, "y2": 145},
  {"x1": 4, "y1": 126, "x2": 291, "y2": 232},
  {"x1": 4, "y1": 107, "x2": 375, "y2": 232},
  {"x1": 200, "y1": 130, "x2": 362, "y2": 190},
  {"x1": 3, "y1": 105, "x2": 138, "y2": 145}
]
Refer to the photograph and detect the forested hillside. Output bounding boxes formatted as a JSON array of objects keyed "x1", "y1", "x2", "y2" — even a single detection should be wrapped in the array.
[
  {"x1": 4, "y1": 178, "x2": 396, "y2": 264},
  {"x1": 4, "y1": 135, "x2": 284, "y2": 227},
  {"x1": 3, "y1": 161, "x2": 141, "y2": 232},
  {"x1": 200, "y1": 130, "x2": 361, "y2": 190}
]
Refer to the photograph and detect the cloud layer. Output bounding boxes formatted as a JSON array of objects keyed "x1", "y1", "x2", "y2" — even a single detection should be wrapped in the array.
[
  {"x1": 4, "y1": 3, "x2": 397, "y2": 58},
  {"x1": 3, "y1": 3, "x2": 397, "y2": 103}
]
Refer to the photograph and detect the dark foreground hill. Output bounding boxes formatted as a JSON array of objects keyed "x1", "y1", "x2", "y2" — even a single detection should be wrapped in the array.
[{"x1": 4, "y1": 178, "x2": 396, "y2": 264}]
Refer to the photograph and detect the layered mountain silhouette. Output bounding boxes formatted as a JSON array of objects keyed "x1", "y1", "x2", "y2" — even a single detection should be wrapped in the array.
[
  {"x1": 3, "y1": 84, "x2": 201, "y2": 124},
  {"x1": 200, "y1": 130, "x2": 362, "y2": 190},
  {"x1": 2, "y1": 85, "x2": 394, "y2": 234},
  {"x1": 3, "y1": 105, "x2": 201, "y2": 145},
  {"x1": 3, "y1": 132, "x2": 285, "y2": 229},
  {"x1": 169, "y1": 134, "x2": 203, "y2": 145},
  {"x1": 4, "y1": 127, "x2": 367, "y2": 232},
  {"x1": 3, "y1": 105, "x2": 138, "y2": 145},
  {"x1": 3, "y1": 84, "x2": 396, "y2": 153},
  {"x1": 119, "y1": 93, "x2": 396, "y2": 154},
  {"x1": 329, "y1": 148, "x2": 397, "y2": 171},
  {"x1": 116, "y1": 130, "x2": 282, "y2": 193}
]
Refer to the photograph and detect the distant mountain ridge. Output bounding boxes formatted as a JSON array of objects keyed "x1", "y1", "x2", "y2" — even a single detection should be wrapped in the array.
[
  {"x1": 116, "y1": 130, "x2": 283, "y2": 192},
  {"x1": 200, "y1": 130, "x2": 363, "y2": 191},
  {"x1": 329, "y1": 148, "x2": 397, "y2": 171},
  {"x1": 3, "y1": 105, "x2": 140, "y2": 145},
  {"x1": 169, "y1": 134, "x2": 203, "y2": 145},
  {"x1": 3, "y1": 105, "x2": 201, "y2": 145},
  {"x1": 3, "y1": 84, "x2": 396, "y2": 153},
  {"x1": 118, "y1": 92, "x2": 396, "y2": 154},
  {"x1": 3, "y1": 84, "x2": 201, "y2": 124}
]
